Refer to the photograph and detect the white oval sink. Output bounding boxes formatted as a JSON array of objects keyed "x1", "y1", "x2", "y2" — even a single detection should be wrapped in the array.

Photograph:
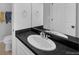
[{"x1": 27, "y1": 35, "x2": 56, "y2": 51}]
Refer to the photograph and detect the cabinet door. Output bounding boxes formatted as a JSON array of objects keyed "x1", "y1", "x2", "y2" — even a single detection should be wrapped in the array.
[
  {"x1": 16, "y1": 39, "x2": 34, "y2": 55},
  {"x1": 43, "y1": 3, "x2": 50, "y2": 29},
  {"x1": 17, "y1": 46, "x2": 26, "y2": 55},
  {"x1": 13, "y1": 3, "x2": 31, "y2": 30},
  {"x1": 32, "y1": 3, "x2": 43, "y2": 27},
  {"x1": 50, "y1": 3, "x2": 76, "y2": 36}
]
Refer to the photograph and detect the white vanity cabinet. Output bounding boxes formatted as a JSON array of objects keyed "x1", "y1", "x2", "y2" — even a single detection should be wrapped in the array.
[
  {"x1": 44, "y1": 3, "x2": 77, "y2": 37},
  {"x1": 16, "y1": 38, "x2": 34, "y2": 55},
  {"x1": 12, "y1": 36, "x2": 34, "y2": 55}
]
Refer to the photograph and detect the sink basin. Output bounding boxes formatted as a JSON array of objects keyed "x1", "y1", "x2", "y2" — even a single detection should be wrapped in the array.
[
  {"x1": 27, "y1": 35, "x2": 56, "y2": 51},
  {"x1": 45, "y1": 31, "x2": 68, "y2": 39}
]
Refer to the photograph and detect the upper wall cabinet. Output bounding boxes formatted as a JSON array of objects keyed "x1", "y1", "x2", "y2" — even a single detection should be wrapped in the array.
[
  {"x1": 32, "y1": 3, "x2": 43, "y2": 27},
  {"x1": 13, "y1": 3, "x2": 43, "y2": 30},
  {"x1": 13, "y1": 3, "x2": 31, "y2": 30}
]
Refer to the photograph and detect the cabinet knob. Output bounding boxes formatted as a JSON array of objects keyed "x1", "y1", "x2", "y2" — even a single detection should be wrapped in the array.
[
  {"x1": 22, "y1": 10, "x2": 27, "y2": 18},
  {"x1": 51, "y1": 18, "x2": 53, "y2": 21},
  {"x1": 71, "y1": 25, "x2": 75, "y2": 29},
  {"x1": 35, "y1": 11, "x2": 39, "y2": 16},
  {"x1": 36, "y1": 11, "x2": 39, "y2": 13}
]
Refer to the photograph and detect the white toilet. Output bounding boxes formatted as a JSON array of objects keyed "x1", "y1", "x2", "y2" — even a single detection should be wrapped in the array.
[{"x1": 3, "y1": 35, "x2": 12, "y2": 51}]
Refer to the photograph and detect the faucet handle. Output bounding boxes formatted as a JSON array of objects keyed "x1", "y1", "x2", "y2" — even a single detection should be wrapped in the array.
[
  {"x1": 45, "y1": 35, "x2": 50, "y2": 38},
  {"x1": 40, "y1": 32, "x2": 51, "y2": 39},
  {"x1": 40, "y1": 32, "x2": 45, "y2": 38}
]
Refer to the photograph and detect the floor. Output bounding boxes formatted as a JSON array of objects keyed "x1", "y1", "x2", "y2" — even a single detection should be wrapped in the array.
[{"x1": 0, "y1": 42, "x2": 12, "y2": 55}]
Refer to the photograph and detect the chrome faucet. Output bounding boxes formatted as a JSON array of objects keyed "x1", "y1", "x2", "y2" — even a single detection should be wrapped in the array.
[
  {"x1": 40, "y1": 32, "x2": 45, "y2": 38},
  {"x1": 40, "y1": 32, "x2": 50, "y2": 39}
]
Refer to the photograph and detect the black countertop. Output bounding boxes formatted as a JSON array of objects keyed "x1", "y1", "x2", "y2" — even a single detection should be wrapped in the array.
[{"x1": 16, "y1": 27, "x2": 79, "y2": 55}]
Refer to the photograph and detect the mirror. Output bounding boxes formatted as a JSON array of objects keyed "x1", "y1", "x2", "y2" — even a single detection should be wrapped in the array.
[{"x1": 31, "y1": 3, "x2": 78, "y2": 37}]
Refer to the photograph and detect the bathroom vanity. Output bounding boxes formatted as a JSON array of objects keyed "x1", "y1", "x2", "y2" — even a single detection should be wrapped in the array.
[
  {"x1": 15, "y1": 26, "x2": 79, "y2": 55},
  {"x1": 16, "y1": 38, "x2": 34, "y2": 55},
  {"x1": 12, "y1": 3, "x2": 79, "y2": 55}
]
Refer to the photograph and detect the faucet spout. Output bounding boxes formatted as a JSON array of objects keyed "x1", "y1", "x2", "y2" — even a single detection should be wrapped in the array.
[
  {"x1": 40, "y1": 32, "x2": 50, "y2": 39},
  {"x1": 40, "y1": 32, "x2": 45, "y2": 39}
]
